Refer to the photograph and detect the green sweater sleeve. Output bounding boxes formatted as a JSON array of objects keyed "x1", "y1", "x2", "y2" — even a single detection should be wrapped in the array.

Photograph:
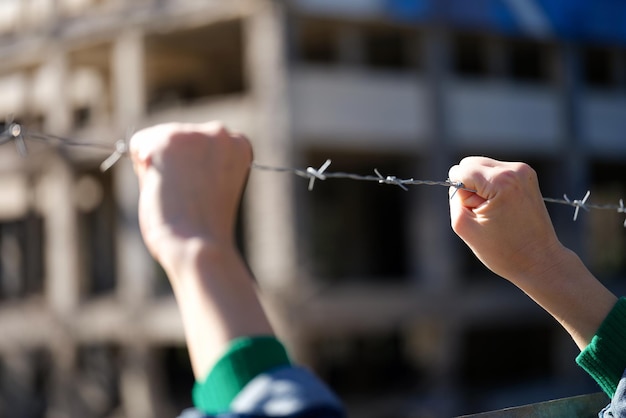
[
  {"x1": 192, "y1": 336, "x2": 291, "y2": 414},
  {"x1": 576, "y1": 297, "x2": 626, "y2": 398}
]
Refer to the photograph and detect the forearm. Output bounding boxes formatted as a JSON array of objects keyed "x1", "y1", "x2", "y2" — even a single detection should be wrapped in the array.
[
  {"x1": 510, "y1": 245, "x2": 617, "y2": 350},
  {"x1": 164, "y1": 240, "x2": 275, "y2": 380}
]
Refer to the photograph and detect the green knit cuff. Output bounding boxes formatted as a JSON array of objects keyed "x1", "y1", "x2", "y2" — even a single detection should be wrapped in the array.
[
  {"x1": 192, "y1": 336, "x2": 291, "y2": 414},
  {"x1": 576, "y1": 297, "x2": 626, "y2": 398}
]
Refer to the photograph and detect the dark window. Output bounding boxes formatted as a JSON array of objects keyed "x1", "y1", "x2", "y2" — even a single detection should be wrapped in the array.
[
  {"x1": 77, "y1": 170, "x2": 117, "y2": 296},
  {"x1": 73, "y1": 107, "x2": 91, "y2": 130},
  {"x1": 452, "y1": 33, "x2": 490, "y2": 77},
  {"x1": 161, "y1": 346, "x2": 194, "y2": 412},
  {"x1": 146, "y1": 20, "x2": 245, "y2": 112},
  {"x1": 297, "y1": 18, "x2": 339, "y2": 64},
  {"x1": 0, "y1": 350, "x2": 49, "y2": 418},
  {"x1": 0, "y1": 213, "x2": 45, "y2": 300},
  {"x1": 506, "y1": 39, "x2": 552, "y2": 83},
  {"x1": 460, "y1": 323, "x2": 554, "y2": 386},
  {"x1": 306, "y1": 152, "x2": 410, "y2": 283},
  {"x1": 363, "y1": 26, "x2": 414, "y2": 70},
  {"x1": 588, "y1": 161, "x2": 626, "y2": 280},
  {"x1": 76, "y1": 345, "x2": 121, "y2": 416},
  {"x1": 583, "y1": 46, "x2": 616, "y2": 88},
  {"x1": 313, "y1": 332, "x2": 420, "y2": 397}
]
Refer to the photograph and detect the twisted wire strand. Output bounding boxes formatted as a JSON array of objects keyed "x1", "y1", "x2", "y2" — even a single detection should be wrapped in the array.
[
  {"x1": 252, "y1": 161, "x2": 472, "y2": 192},
  {"x1": 1, "y1": 123, "x2": 128, "y2": 171},
  {"x1": 2, "y1": 123, "x2": 626, "y2": 226}
]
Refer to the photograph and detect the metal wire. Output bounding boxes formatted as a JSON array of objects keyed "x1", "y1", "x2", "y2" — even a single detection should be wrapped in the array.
[
  {"x1": 252, "y1": 160, "x2": 472, "y2": 192},
  {"x1": 2, "y1": 123, "x2": 626, "y2": 227}
]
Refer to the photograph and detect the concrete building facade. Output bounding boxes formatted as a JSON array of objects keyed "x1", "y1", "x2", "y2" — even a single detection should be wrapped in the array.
[{"x1": 0, "y1": 0, "x2": 626, "y2": 417}]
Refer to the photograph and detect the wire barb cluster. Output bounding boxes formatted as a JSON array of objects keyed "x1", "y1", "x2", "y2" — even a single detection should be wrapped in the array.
[
  {"x1": 252, "y1": 160, "x2": 471, "y2": 192},
  {"x1": 544, "y1": 192, "x2": 626, "y2": 227},
  {"x1": 2, "y1": 123, "x2": 626, "y2": 227}
]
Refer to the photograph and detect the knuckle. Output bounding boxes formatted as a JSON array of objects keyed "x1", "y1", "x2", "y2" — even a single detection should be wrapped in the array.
[
  {"x1": 459, "y1": 156, "x2": 478, "y2": 166},
  {"x1": 205, "y1": 121, "x2": 229, "y2": 136},
  {"x1": 514, "y1": 162, "x2": 536, "y2": 180}
]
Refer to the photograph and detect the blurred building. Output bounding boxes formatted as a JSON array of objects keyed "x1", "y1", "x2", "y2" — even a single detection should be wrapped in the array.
[{"x1": 0, "y1": 0, "x2": 626, "y2": 417}]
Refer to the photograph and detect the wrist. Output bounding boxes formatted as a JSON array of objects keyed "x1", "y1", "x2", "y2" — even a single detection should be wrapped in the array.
[
  {"x1": 515, "y1": 246, "x2": 617, "y2": 349},
  {"x1": 506, "y1": 240, "x2": 571, "y2": 287},
  {"x1": 157, "y1": 236, "x2": 238, "y2": 286}
]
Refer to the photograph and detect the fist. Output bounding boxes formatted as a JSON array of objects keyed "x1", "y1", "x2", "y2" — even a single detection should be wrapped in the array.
[
  {"x1": 130, "y1": 122, "x2": 252, "y2": 272},
  {"x1": 448, "y1": 157, "x2": 565, "y2": 282}
]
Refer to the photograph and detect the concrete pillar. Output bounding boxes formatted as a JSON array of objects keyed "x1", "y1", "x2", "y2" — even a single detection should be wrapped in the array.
[
  {"x1": 42, "y1": 49, "x2": 72, "y2": 135},
  {"x1": 111, "y1": 29, "x2": 152, "y2": 303},
  {"x1": 120, "y1": 347, "x2": 170, "y2": 418},
  {"x1": 243, "y1": 1, "x2": 298, "y2": 291},
  {"x1": 410, "y1": 28, "x2": 459, "y2": 289},
  {"x1": 46, "y1": 342, "x2": 82, "y2": 418},
  {"x1": 23, "y1": 49, "x2": 81, "y2": 418},
  {"x1": 112, "y1": 29, "x2": 145, "y2": 128},
  {"x1": 41, "y1": 155, "x2": 81, "y2": 314},
  {"x1": 558, "y1": 44, "x2": 589, "y2": 258},
  {"x1": 113, "y1": 157, "x2": 153, "y2": 303}
]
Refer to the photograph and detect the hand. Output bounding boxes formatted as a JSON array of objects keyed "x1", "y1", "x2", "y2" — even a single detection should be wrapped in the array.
[
  {"x1": 130, "y1": 121, "x2": 252, "y2": 275},
  {"x1": 130, "y1": 122, "x2": 273, "y2": 379},
  {"x1": 448, "y1": 157, "x2": 566, "y2": 282},
  {"x1": 448, "y1": 157, "x2": 617, "y2": 349}
]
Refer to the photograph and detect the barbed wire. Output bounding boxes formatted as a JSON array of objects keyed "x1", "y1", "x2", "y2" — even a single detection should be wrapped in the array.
[
  {"x1": 2, "y1": 122, "x2": 626, "y2": 227},
  {"x1": 0, "y1": 120, "x2": 128, "y2": 172}
]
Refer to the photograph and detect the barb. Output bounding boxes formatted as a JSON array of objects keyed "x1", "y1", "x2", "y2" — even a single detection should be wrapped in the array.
[
  {"x1": 2, "y1": 124, "x2": 626, "y2": 227},
  {"x1": 1, "y1": 118, "x2": 28, "y2": 157},
  {"x1": 306, "y1": 159, "x2": 331, "y2": 191},
  {"x1": 99, "y1": 140, "x2": 129, "y2": 172}
]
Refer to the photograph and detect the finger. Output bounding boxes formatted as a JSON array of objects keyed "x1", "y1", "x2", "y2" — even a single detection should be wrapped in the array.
[
  {"x1": 449, "y1": 163, "x2": 487, "y2": 198},
  {"x1": 449, "y1": 188, "x2": 482, "y2": 239},
  {"x1": 459, "y1": 156, "x2": 501, "y2": 168},
  {"x1": 449, "y1": 187, "x2": 487, "y2": 210},
  {"x1": 129, "y1": 123, "x2": 172, "y2": 164},
  {"x1": 198, "y1": 121, "x2": 231, "y2": 137},
  {"x1": 231, "y1": 133, "x2": 254, "y2": 165},
  {"x1": 128, "y1": 127, "x2": 152, "y2": 175}
]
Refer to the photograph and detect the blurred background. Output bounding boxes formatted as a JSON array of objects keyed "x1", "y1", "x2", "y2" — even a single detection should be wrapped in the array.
[{"x1": 0, "y1": 0, "x2": 626, "y2": 417}]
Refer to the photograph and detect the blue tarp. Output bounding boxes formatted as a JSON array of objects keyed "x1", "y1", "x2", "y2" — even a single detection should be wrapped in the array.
[{"x1": 386, "y1": 0, "x2": 626, "y2": 44}]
